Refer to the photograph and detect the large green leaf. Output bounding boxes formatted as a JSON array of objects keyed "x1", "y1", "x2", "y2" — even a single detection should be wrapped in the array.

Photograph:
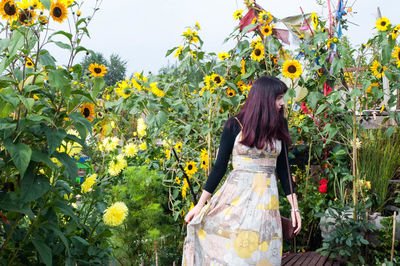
[
  {"x1": 92, "y1": 77, "x2": 105, "y2": 98},
  {"x1": 40, "y1": 0, "x2": 51, "y2": 10},
  {"x1": 43, "y1": 125, "x2": 67, "y2": 154},
  {"x1": 31, "y1": 149, "x2": 57, "y2": 169},
  {"x1": 69, "y1": 112, "x2": 92, "y2": 140},
  {"x1": 3, "y1": 139, "x2": 32, "y2": 177},
  {"x1": 307, "y1": 91, "x2": 323, "y2": 109},
  {"x1": 53, "y1": 152, "x2": 77, "y2": 178},
  {"x1": 47, "y1": 69, "x2": 71, "y2": 96},
  {"x1": 8, "y1": 30, "x2": 24, "y2": 58},
  {"x1": 32, "y1": 238, "x2": 52, "y2": 266},
  {"x1": 21, "y1": 170, "x2": 50, "y2": 203},
  {"x1": 155, "y1": 111, "x2": 168, "y2": 127}
]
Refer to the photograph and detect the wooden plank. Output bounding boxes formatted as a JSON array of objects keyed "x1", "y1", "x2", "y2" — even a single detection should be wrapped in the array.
[
  {"x1": 294, "y1": 253, "x2": 310, "y2": 265},
  {"x1": 324, "y1": 260, "x2": 333, "y2": 266},
  {"x1": 284, "y1": 253, "x2": 304, "y2": 266},
  {"x1": 301, "y1": 252, "x2": 319, "y2": 265},
  {"x1": 282, "y1": 253, "x2": 300, "y2": 265},
  {"x1": 315, "y1": 254, "x2": 330, "y2": 266},
  {"x1": 282, "y1": 253, "x2": 297, "y2": 264},
  {"x1": 332, "y1": 261, "x2": 341, "y2": 266}
]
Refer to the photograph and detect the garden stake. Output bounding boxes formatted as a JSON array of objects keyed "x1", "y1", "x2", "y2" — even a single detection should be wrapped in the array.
[
  {"x1": 172, "y1": 148, "x2": 198, "y2": 205},
  {"x1": 391, "y1": 211, "x2": 396, "y2": 262}
]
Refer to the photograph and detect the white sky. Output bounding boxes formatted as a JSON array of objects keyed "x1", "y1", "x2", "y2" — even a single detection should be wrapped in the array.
[{"x1": 54, "y1": 0, "x2": 398, "y2": 75}]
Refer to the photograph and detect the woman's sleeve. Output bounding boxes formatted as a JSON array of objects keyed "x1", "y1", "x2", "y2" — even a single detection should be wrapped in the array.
[
  {"x1": 203, "y1": 118, "x2": 240, "y2": 194},
  {"x1": 276, "y1": 119, "x2": 296, "y2": 196}
]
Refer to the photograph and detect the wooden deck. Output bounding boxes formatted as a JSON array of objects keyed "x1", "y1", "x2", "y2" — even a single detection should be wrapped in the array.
[{"x1": 282, "y1": 251, "x2": 343, "y2": 266}]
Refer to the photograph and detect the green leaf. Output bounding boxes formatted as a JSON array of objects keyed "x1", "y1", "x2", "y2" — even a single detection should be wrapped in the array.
[
  {"x1": 54, "y1": 200, "x2": 76, "y2": 220},
  {"x1": 307, "y1": 91, "x2": 323, "y2": 109},
  {"x1": 72, "y1": 236, "x2": 89, "y2": 246},
  {"x1": 53, "y1": 152, "x2": 77, "y2": 179},
  {"x1": 21, "y1": 171, "x2": 50, "y2": 203},
  {"x1": 332, "y1": 57, "x2": 345, "y2": 75},
  {"x1": 23, "y1": 85, "x2": 40, "y2": 93},
  {"x1": 349, "y1": 88, "x2": 362, "y2": 98},
  {"x1": 17, "y1": 95, "x2": 34, "y2": 112},
  {"x1": 386, "y1": 126, "x2": 395, "y2": 138},
  {"x1": 53, "y1": 41, "x2": 71, "y2": 50},
  {"x1": 9, "y1": 30, "x2": 25, "y2": 58},
  {"x1": 0, "y1": 103, "x2": 14, "y2": 118},
  {"x1": 40, "y1": 0, "x2": 51, "y2": 10},
  {"x1": 69, "y1": 112, "x2": 91, "y2": 140},
  {"x1": 43, "y1": 126, "x2": 67, "y2": 155},
  {"x1": 32, "y1": 238, "x2": 52, "y2": 266},
  {"x1": 315, "y1": 103, "x2": 328, "y2": 115},
  {"x1": 54, "y1": 180, "x2": 72, "y2": 194},
  {"x1": 3, "y1": 139, "x2": 32, "y2": 177},
  {"x1": 38, "y1": 49, "x2": 56, "y2": 67},
  {"x1": 31, "y1": 149, "x2": 57, "y2": 169},
  {"x1": 165, "y1": 47, "x2": 178, "y2": 57},
  {"x1": 155, "y1": 111, "x2": 168, "y2": 127},
  {"x1": 49, "y1": 30, "x2": 73, "y2": 41},
  {"x1": 0, "y1": 119, "x2": 16, "y2": 130},
  {"x1": 48, "y1": 69, "x2": 71, "y2": 91},
  {"x1": 92, "y1": 77, "x2": 105, "y2": 98},
  {"x1": 47, "y1": 224, "x2": 70, "y2": 255}
]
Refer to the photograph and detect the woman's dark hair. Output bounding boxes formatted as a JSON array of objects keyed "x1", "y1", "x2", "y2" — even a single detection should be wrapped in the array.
[{"x1": 229, "y1": 75, "x2": 291, "y2": 149}]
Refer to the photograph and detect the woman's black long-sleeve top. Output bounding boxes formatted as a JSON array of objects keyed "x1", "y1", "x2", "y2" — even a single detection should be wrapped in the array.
[{"x1": 203, "y1": 116, "x2": 295, "y2": 196}]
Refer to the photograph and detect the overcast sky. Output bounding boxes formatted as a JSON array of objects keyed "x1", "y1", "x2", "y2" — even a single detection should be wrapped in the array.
[{"x1": 55, "y1": 0, "x2": 398, "y2": 75}]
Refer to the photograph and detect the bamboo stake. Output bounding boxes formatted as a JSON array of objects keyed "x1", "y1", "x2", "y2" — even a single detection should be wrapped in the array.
[{"x1": 391, "y1": 211, "x2": 396, "y2": 262}]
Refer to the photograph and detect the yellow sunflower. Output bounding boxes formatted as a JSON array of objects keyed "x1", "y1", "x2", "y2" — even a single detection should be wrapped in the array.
[
  {"x1": 311, "y1": 12, "x2": 318, "y2": 29},
  {"x1": 184, "y1": 161, "x2": 198, "y2": 177},
  {"x1": 50, "y1": 0, "x2": 68, "y2": 23},
  {"x1": 260, "y1": 24, "x2": 273, "y2": 37},
  {"x1": 31, "y1": 0, "x2": 44, "y2": 10},
  {"x1": 38, "y1": 15, "x2": 47, "y2": 25},
  {"x1": 392, "y1": 47, "x2": 400, "y2": 67},
  {"x1": 80, "y1": 102, "x2": 95, "y2": 122},
  {"x1": 174, "y1": 45, "x2": 183, "y2": 57},
  {"x1": 251, "y1": 43, "x2": 265, "y2": 62},
  {"x1": 258, "y1": 11, "x2": 273, "y2": 24},
  {"x1": 240, "y1": 59, "x2": 245, "y2": 75},
  {"x1": 0, "y1": 0, "x2": 18, "y2": 21},
  {"x1": 218, "y1": 52, "x2": 230, "y2": 61},
  {"x1": 183, "y1": 28, "x2": 199, "y2": 43},
  {"x1": 211, "y1": 73, "x2": 225, "y2": 87},
  {"x1": 370, "y1": 60, "x2": 387, "y2": 78},
  {"x1": 25, "y1": 57, "x2": 34, "y2": 68},
  {"x1": 233, "y1": 9, "x2": 243, "y2": 20},
  {"x1": 282, "y1": 59, "x2": 303, "y2": 79},
  {"x1": 89, "y1": 63, "x2": 107, "y2": 77},
  {"x1": 366, "y1": 82, "x2": 379, "y2": 94},
  {"x1": 226, "y1": 88, "x2": 236, "y2": 97},
  {"x1": 200, "y1": 148, "x2": 208, "y2": 171},
  {"x1": 376, "y1": 17, "x2": 390, "y2": 31},
  {"x1": 17, "y1": 6, "x2": 36, "y2": 25},
  {"x1": 390, "y1": 25, "x2": 400, "y2": 39}
]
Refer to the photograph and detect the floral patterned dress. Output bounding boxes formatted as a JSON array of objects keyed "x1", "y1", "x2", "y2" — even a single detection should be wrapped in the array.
[{"x1": 182, "y1": 129, "x2": 283, "y2": 266}]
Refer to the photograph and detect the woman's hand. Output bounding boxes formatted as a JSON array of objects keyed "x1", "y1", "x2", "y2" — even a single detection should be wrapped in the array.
[
  {"x1": 291, "y1": 210, "x2": 302, "y2": 235},
  {"x1": 184, "y1": 204, "x2": 203, "y2": 223}
]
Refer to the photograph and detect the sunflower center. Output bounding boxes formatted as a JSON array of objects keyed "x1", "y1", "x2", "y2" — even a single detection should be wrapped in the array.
[
  {"x1": 202, "y1": 160, "x2": 206, "y2": 165},
  {"x1": 381, "y1": 21, "x2": 386, "y2": 26},
  {"x1": 94, "y1": 67, "x2": 102, "y2": 74},
  {"x1": 288, "y1": 65, "x2": 297, "y2": 73},
  {"x1": 188, "y1": 165, "x2": 193, "y2": 170},
  {"x1": 4, "y1": 2, "x2": 16, "y2": 15},
  {"x1": 19, "y1": 10, "x2": 32, "y2": 24},
  {"x1": 255, "y1": 49, "x2": 261, "y2": 56},
  {"x1": 53, "y1": 6, "x2": 62, "y2": 18},
  {"x1": 83, "y1": 107, "x2": 90, "y2": 117},
  {"x1": 397, "y1": 51, "x2": 400, "y2": 59},
  {"x1": 214, "y1": 76, "x2": 221, "y2": 83},
  {"x1": 265, "y1": 28, "x2": 270, "y2": 33}
]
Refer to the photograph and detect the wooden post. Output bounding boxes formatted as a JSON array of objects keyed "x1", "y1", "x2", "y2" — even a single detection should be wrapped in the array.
[{"x1": 391, "y1": 211, "x2": 396, "y2": 262}]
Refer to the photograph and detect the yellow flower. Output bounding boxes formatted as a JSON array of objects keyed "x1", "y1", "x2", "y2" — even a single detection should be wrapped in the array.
[
  {"x1": 390, "y1": 25, "x2": 400, "y2": 39},
  {"x1": 282, "y1": 59, "x2": 303, "y2": 79},
  {"x1": 50, "y1": 0, "x2": 68, "y2": 23},
  {"x1": 150, "y1": 82, "x2": 165, "y2": 97},
  {"x1": 251, "y1": 43, "x2": 265, "y2": 62},
  {"x1": 233, "y1": 9, "x2": 243, "y2": 20},
  {"x1": 174, "y1": 141, "x2": 182, "y2": 153},
  {"x1": 103, "y1": 202, "x2": 128, "y2": 226},
  {"x1": 370, "y1": 60, "x2": 387, "y2": 78},
  {"x1": 0, "y1": 0, "x2": 18, "y2": 22},
  {"x1": 366, "y1": 82, "x2": 379, "y2": 94},
  {"x1": 364, "y1": 181, "x2": 371, "y2": 190},
  {"x1": 184, "y1": 161, "x2": 198, "y2": 177},
  {"x1": 392, "y1": 47, "x2": 400, "y2": 68},
  {"x1": 115, "y1": 80, "x2": 132, "y2": 99},
  {"x1": 137, "y1": 117, "x2": 147, "y2": 138},
  {"x1": 17, "y1": 0, "x2": 36, "y2": 25},
  {"x1": 175, "y1": 176, "x2": 181, "y2": 184},
  {"x1": 258, "y1": 11, "x2": 273, "y2": 24},
  {"x1": 218, "y1": 52, "x2": 230, "y2": 61},
  {"x1": 123, "y1": 143, "x2": 138, "y2": 158},
  {"x1": 81, "y1": 174, "x2": 97, "y2": 193},
  {"x1": 226, "y1": 88, "x2": 236, "y2": 97},
  {"x1": 195, "y1": 21, "x2": 201, "y2": 30},
  {"x1": 380, "y1": 104, "x2": 385, "y2": 113},
  {"x1": 80, "y1": 102, "x2": 95, "y2": 122},
  {"x1": 108, "y1": 154, "x2": 127, "y2": 176},
  {"x1": 38, "y1": 15, "x2": 47, "y2": 25},
  {"x1": 260, "y1": 24, "x2": 273, "y2": 37},
  {"x1": 376, "y1": 17, "x2": 390, "y2": 31},
  {"x1": 211, "y1": 73, "x2": 225, "y2": 87},
  {"x1": 100, "y1": 136, "x2": 120, "y2": 152},
  {"x1": 200, "y1": 148, "x2": 209, "y2": 171},
  {"x1": 240, "y1": 59, "x2": 246, "y2": 75},
  {"x1": 56, "y1": 129, "x2": 82, "y2": 157},
  {"x1": 189, "y1": 202, "x2": 194, "y2": 211},
  {"x1": 165, "y1": 149, "x2": 171, "y2": 160},
  {"x1": 76, "y1": 10, "x2": 81, "y2": 16},
  {"x1": 139, "y1": 142, "x2": 147, "y2": 150},
  {"x1": 89, "y1": 63, "x2": 107, "y2": 77},
  {"x1": 183, "y1": 28, "x2": 199, "y2": 43},
  {"x1": 311, "y1": 12, "x2": 318, "y2": 29},
  {"x1": 174, "y1": 45, "x2": 183, "y2": 57},
  {"x1": 233, "y1": 231, "x2": 259, "y2": 258},
  {"x1": 25, "y1": 57, "x2": 34, "y2": 68}
]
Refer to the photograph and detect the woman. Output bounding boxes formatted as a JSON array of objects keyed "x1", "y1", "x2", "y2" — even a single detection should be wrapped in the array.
[{"x1": 182, "y1": 75, "x2": 301, "y2": 266}]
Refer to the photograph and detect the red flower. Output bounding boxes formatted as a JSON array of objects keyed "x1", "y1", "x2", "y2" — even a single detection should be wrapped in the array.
[
  {"x1": 319, "y1": 178, "x2": 328, "y2": 185},
  {"x1": 319, "y1": 183, "x2": 327, "y2": 194}
]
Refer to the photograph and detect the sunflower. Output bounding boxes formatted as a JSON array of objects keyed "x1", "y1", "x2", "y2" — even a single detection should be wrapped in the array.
[
  {"x1": 183, "y1": 28, "x2": 199, "y2": 43},
  {"x1": 17, "y1": 4, "x2": 36, "y2": 25},
  {"x1": 390, "y1": 25, "x2": 400, "y2": 39},
  {"x1": 38, "y1": 15, "x2": 47, "y2": 25},
  {"x1": 240, "y1": 59, "x2": 245, "y2": 75},
  {"x1": 282, "y1": 59, "x2": 303, "y2": 79},
  {"x1": 200, "y1": 148, "x2": 208, "y2": 171},
  {"x1": 174, "y1": 45, "x2": 183, "y2": 57},
  {"x1": 233, "y1": 9, "x2": 243, "y2": 20},
  {"x1": 311, "y1": 12, "x2": 318, "y2": 29},
  {"x1": 260, "y1": 24, "x2": 273, "y2": 37},
  {"x1": 218, "y1": 52, "x2": 230, "y2": 61},
  {"x1": 80, "y1": 102, "x2": 95, "y2": 122},
  {"x1": 332, "y1": 37, "x2": 339, "y2": 43},
  {"x1": 25, "y1": 57, "x2": 34, "y2": 67},
  {"x1": 50, "y1": 0, "x2": 68, "y2": 23},
  {"x1": 258, "y1": 11, "x2": 273, "y2": 24},
  {"x1": 392, "y1": 46, "x2": 400, "y2": 62},
  {"x1": 0, "y1": 0, "x2": 18, "y2": 21},
  {"x1": 31, "y1": 0, "x2": 44, "y2": 10},
  {"x1": 184, "y1": 161, "x2": 198, "y2": 177},
  {"x1": 89, "y1": 63, "x2": 107, "y2": 77},
  {"x1": 251, "y1": 43, "x2": 265, "y2": 62},
  {"x1": 370, "y1": 60, "x2": 387, "y2": 78},
  {"x1": 366, "y1": 82, "x2": 379, "y2": 94},
  {"x1": 226, "y1": 88, "x2": 236, "y2": 97},
  {"x1": 317, "y1": 67, "x2": 326, "y2": 76},
  {"x1": 376, "y1": 17, "x2": 390, "y2": 31},
  {"x1": 211, "y1": 73, "x2": 225, "y2": 87}
]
